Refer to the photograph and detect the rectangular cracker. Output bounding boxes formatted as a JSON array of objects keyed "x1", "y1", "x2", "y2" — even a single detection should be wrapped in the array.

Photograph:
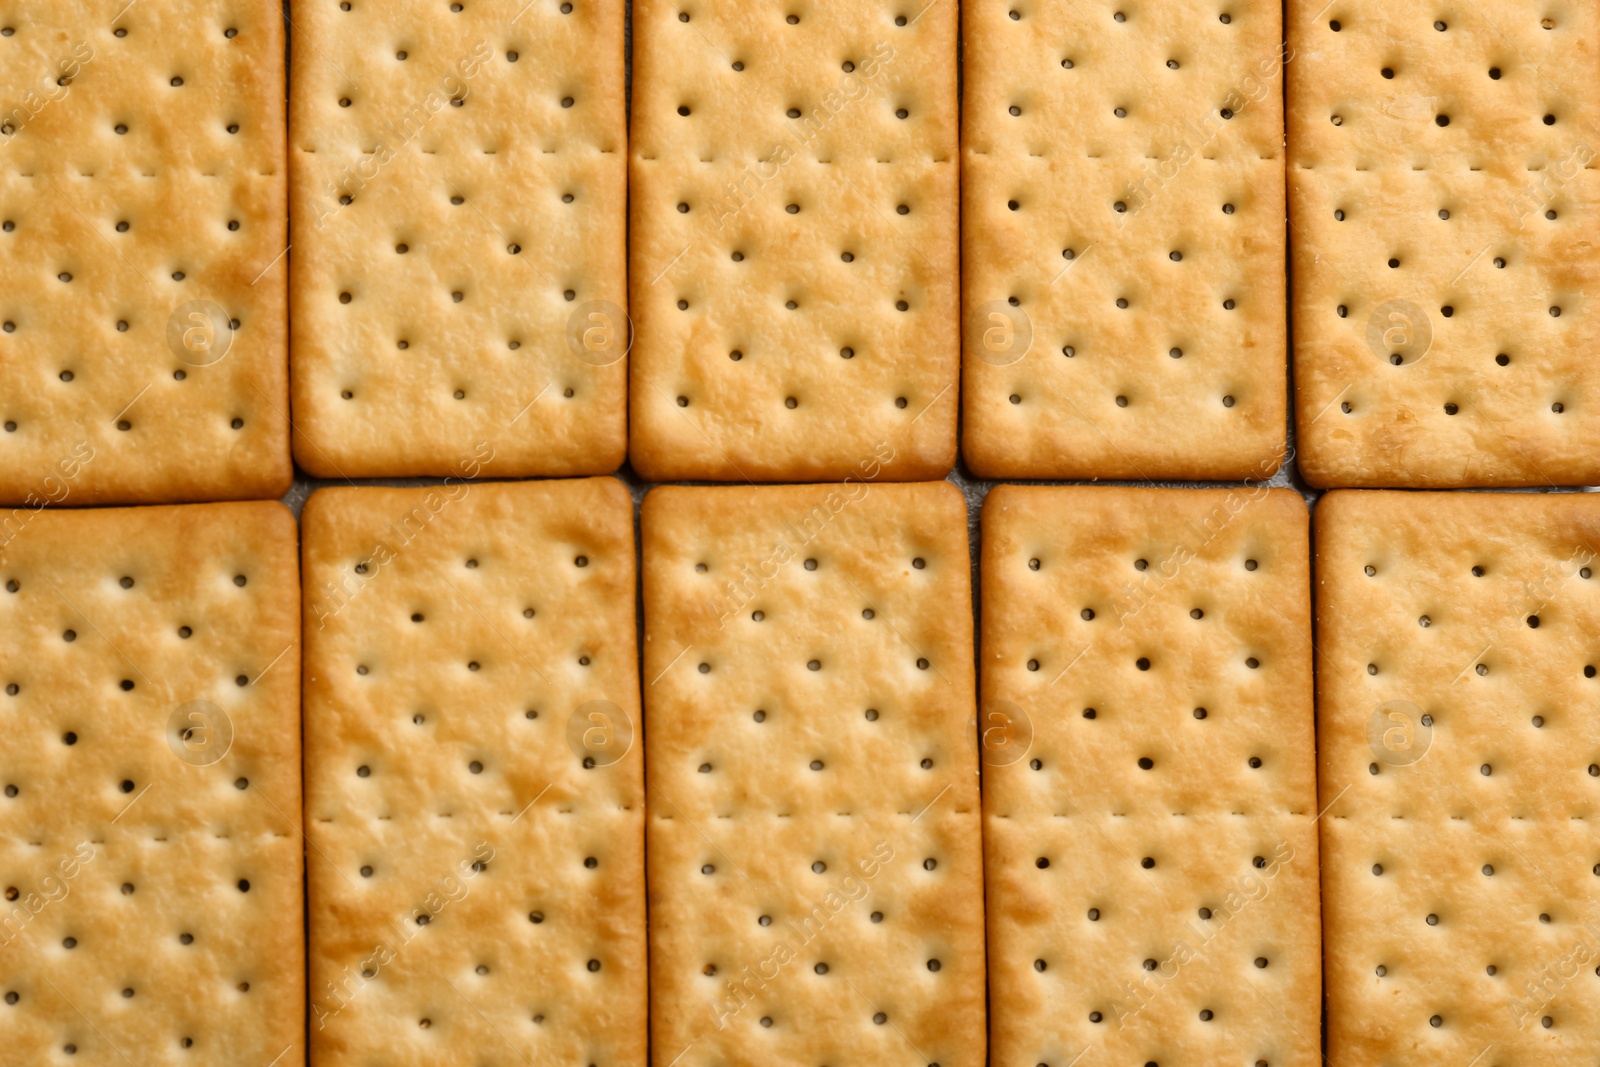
[
  {"x1": 1316, "y1": 490, "x2": 1600, "y2": 1064},
  {"x1": 1288, "y1": 2, "x2": 1600, "y2": 486},
  {"x1": 0, "y1": 1, "x2": 290, "y2": 505},
  {"x1": 980, "y1": 486, "x2": 1319, "y2": 1067},
  {"x1": 628, "y1": 1, "x2": 959, "y2": 482},
  {"x1": 961, "y1": 0, "x2": 1288, "y2": 480},
  {"x1": 289, "y1": 0, "x2": 627, "y2": 478},
  {"x1": 0, "y1": 501, "x2": 303, "y2": 1062},
  {"x1": 641, "y1": 482, "x2": 984, "y2": 1066},
  {"x1": 300, "y1": 478, "x2": 646, "y2": 1065}
]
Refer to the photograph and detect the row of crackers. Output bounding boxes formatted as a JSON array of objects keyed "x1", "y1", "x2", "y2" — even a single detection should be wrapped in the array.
[
  {"x1": 5, "y1": 478, "x2": 1598, "y2": 1063},
  {"x1": 4, "y1": 0, "x2": 1596, "y2": 507}
]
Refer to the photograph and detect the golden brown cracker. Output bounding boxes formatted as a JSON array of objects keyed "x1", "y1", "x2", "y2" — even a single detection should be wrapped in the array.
[
  {"x1": 1317, "y1": 489, "x2": 1600, "y2": 1063},
  {"x1": 301, "y1": 478, "x2": 646, "y2": 1065},
  {"x1": 1289, "y1": 1, "x2": 1600, "y2": 486},
  {"x1": 642, "y1": 481, "x2": 984, "y2": 1066},
  {"x1": 0, "y1": 1, "x2": 290, "y2": 504},
  {"x1": 981, "y1": 485, "x2": 1319, "y2": 1067},
  {"x1": 289, "y1": 0, "x2": 628, "y2": 478},
  {"x1": 0, "y1": 501, "x2": 303, "y2": 1062},
  {"x1": 629, "y1": 1, "x2": 959, "y2": 482},
  {"x1": 964, "y1": 0, "x2": 1289, "y2": 480}
]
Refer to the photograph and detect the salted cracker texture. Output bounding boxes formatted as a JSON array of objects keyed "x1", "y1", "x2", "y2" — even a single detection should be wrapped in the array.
[
  {"x1": 0, "y1": 501, "x2": 304, "y2": 1062},
  {"x1": 290, "y1": 0, "x2": 627, "y2": 478},
  {"x1": 981, "y1": 485, "x2": 1319, "y2": 1067},
  {"x1": 963, "y1": 0, "x2": 1289, "y2": 480},
  {"x1": 1316, "y1": 489, "x2": 1600, "y2": 1064},
  {"x1": 629, "y1": 1, "x2": 959, "y2": 482},
  {"x1": 1289, "y1": 2, "x2": 1600, "y2": 486},
  {"x1": 641, "y1": 481, "x2": 984, "y2": 1066},
  {"x1": 0, "y1": 0, "x2": 290, "y2": 505},
  {"x1": 300, "y1": 477, "x2": 646, "y2": 1066}
]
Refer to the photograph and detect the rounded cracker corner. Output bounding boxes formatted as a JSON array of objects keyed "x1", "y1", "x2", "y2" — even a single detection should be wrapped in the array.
[
  {"x1": 1258, "y1": 484, "x2": 1312, "y2": 523},
  {"x1": 627, "y1": 439, "x2": 673, "y2": 486},
  {"x1": 639, "y1": 483, "x2": 688, "y2": 528},
  {"x1": 297, "y1": 485, "x2": 348, "y2": 533},
  {"x1": 1251, "y1": 441, "x2": 1288, "y2": 481},
  {"x1": 291, "y1": 431, "x2": 345, "y2": 480},
  {"x1": 1311, "y1": 488, "x2": 1358, "y2": 536},
  {"x1": 592, "y1": 431, "x2": 630, "y2": 479},
  {"x1": 585, "y1": 473, "x2": 636, "y2": 514},
  {"x1": 893, "y1": 434, "x2": 960, "y2": 484},
  {"x1": 922, "y1": 476, "x2": 967, "y2": 511},
  {"x1": 980, "y1": 483, "x2": 1024, "y2": 525},
  {"x1": 959, "y1": 430, "x2": 1012, "y2": 482},
  {"x1": 257, "y1": 498, "x2": 300, "y2": 539},
  {"x1": 1292, "y1": 436, "x2": 1341, "y2": 491},
  {"x1": 261, "y1": 456, "x2": 296, "y2": 502}
]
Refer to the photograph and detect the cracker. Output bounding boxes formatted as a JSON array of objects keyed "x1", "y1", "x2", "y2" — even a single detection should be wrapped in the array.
[
  {"x1": 641, "y1": 482, "x2": 983, "y2": 1066},
  {"x1": 289, "y1": 0, "x2": 627, "y2": 478},
  {"x1": 1289, "y1": 3, "x2": 1600, "y2": 487},
  {"x1": 1316, "y1": 489, "x2": 1600, "y2": 1063},
  {"x1": 0, "y1": 501, "x2": 303, "y2": 1061},
  {"x1": 0, "y1": 1, "x2": 290, "y2": 505},
  {"x1": 300, "y1": 478, "x2": 646, "y2": 1065},
  {"x1": 981, "y1": 485, "x2": 1319, "y2": 1066},
  {"x1": 628, "y1": 2, "x2": 959, "y2": 482},
  {"x1": 963, "y1": 1, "x2": 1289, "y2": 480}
]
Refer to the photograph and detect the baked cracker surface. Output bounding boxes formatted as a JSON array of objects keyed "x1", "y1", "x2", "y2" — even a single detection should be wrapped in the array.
[
  {"x1": 628, "y1": 1, "x2": 959, "y2": 482},
  {"x1": 1289, "y1": 1, "x2": 1600, "y2": 486},
  {"x1": 981, "y1": 485, "x2": 1320, "y2": 1067},
  {"x1": 642, "y1": 481, "x2": 984, "y2": 1066},
  {"x1": 1317, "y1": 489, "x2": 1600, "y2": 1063},
  {"x1": 0, "y1": 501, "x2": 304, "y2": 1062},
  {"x1": 301, "y1": 477, "x2": 646, "y2": 1066},
  {"x1": 0, "y1": 1, "x2": 290, "y2": 505},
  {"x1": 289, "y1": 0, "x2": 628, "y2": 478},
  {"x1": 963, "y1": 0, "x2": 1288, "y2": 481}
]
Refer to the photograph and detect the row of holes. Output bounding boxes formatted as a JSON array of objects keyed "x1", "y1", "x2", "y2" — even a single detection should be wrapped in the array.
[
  {"x1": 3, "y1": 318, "x2": 240, "y2": 334},
  {"x1": 1329, "y1": 111, "x2": 1557, "y2": 128},
  {"x1": 675, "y1": 394, "x2": 913, "y2": 411},
  {"x1": 5, "y1": 667, "x2": 252, "y2": 697},
  {"x1": 2, "y1": 219, "x2": 243, "y2": 235},
  {"x1": 337, "y1": 284, "x2": 575, "y2": 303},
  {"x1": 2, "y1": 574, "x2": 249, "y2": 590},
  {"x1": 4, "y1": 119, "x2": 249, "y2": 137},
  {"x1": 4, "y1": 879, "x2": 251, "y2": 899},
  {"x1": 1340, "y1": 399, "x2": 1569, "y2": 416},
  {"x1": 4, "y1": 413, "x2": 247, "y2": 434},
  {"x1": 1328, "y1": 16, "x2": 1560, "y2": 31},
  {"x1": 696, "y1": 556, "x2": 927, "y2": 572},
  {"x1": 676, "y1": 10, "x2": 914, "y2": 27},
  {"x1": 999, "y1": 9, "x2": 1243, "y2": 26},
  {"x1": 354, "y1": 555, "x2": 587, "y2": 573},
  {"x1": 336, "y1": 386, "x2": 579, "y2": 401},
  {"x1": 1008, "y1": 392, "x2": 1240, "y2": 409},
  {"x1": 0, "y1": 26, "x2": 241, "y2": 40},
  {"x1": 694, "y1": 651, "x2": 934, "y2": 672},
  {"x1": 671, "y1": 199, "x2": 923, "y2": 225},
  {"x1": 337, "y1": 0, "x2": 572, "y2": 12},
  {"x1": 1374, "y1": 65, "x2": 1540, "y2": 87}
]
